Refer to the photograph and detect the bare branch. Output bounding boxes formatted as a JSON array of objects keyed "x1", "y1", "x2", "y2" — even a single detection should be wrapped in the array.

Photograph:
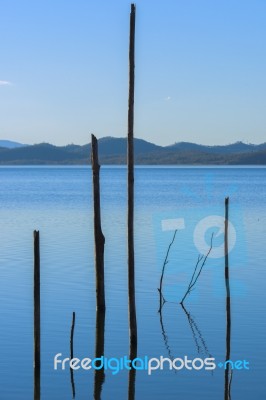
[
  {"x1": 180, "y1": 233, "x2": 214, "y2": 305},
  {"x1": 158, "y1": 230, "x2": 177, "y2": 312}
]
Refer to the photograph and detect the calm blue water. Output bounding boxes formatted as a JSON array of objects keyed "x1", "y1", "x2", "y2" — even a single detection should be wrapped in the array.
[{"x1": 0, "y1": 166, "x2": 265, "y2": 399}]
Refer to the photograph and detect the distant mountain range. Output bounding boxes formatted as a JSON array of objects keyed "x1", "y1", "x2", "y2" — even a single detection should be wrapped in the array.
[
  {"x1": 0, "y1": 137, "x2": 266, "y2": 165},
  {"x1": 0, "y1": 140, "x2": 28, "y2": 149}
]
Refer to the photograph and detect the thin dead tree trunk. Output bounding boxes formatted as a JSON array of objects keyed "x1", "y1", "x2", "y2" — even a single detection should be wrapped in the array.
[
  {"x1": 224, "y1": 197, "x2": 232, "y2": 400},
  {"x1": 127, "y1": 3, "x2": 137, "y2": 347},
  {"x1": 91, "y1": 134, "x2": 105, "y2": 313},
  {"x1": 34, "y1": 230, "x2": 41, "y2": 400},
  {"x1": 91, "y1": 134, "x2": 106, "y2": 398},
  {"x1": 224, "y1": 197, "x2": 231, "y2": 359}
]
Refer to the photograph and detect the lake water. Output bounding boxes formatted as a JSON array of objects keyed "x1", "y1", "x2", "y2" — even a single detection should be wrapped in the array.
[{"x1": 0, "y1": 166, "x2": 265, "y2": 399}]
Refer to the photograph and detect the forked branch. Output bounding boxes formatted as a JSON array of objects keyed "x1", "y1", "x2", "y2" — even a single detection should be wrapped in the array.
[{"x1": 180, "y1": 233, "x2": 214, "y2": 305}]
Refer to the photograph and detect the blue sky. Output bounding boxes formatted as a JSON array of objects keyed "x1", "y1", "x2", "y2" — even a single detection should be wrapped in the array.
[{"x1": 1, "y1": 0, "x2": 266, "y2": 146}]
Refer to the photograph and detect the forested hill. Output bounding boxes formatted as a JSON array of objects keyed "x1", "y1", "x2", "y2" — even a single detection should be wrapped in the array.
[{"x1": 0, "y1": 137, "x2": 266, "y2": 165}]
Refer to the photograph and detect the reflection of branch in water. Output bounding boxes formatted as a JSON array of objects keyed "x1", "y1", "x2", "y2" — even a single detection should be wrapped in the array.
[
  {"x1": 158, "y1": 230, "x2": 177, "y2": 312},
  {"x1": 94, "y1": 310, "x2": 105, "y2": 400},
  {"x1": 181, "y1": 303, "x2": 211, "y2": 358},
  {"x1": 128, "y1": 343, "x2": 137, "y2": 400},
  {"x1": 70, "y1": 312, "x2": 76, "y2": 399},
  {"x1": 158, "y1": 305, "x2": 175, "y2": 361}
]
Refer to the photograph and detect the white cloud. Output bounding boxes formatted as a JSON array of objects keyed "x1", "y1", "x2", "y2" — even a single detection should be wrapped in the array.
[
  {"x1": 0, "y1": 80, "x2": 12, "y2": 86},
  {"x1": 164, "y1": 96, "x2": 171, "y2": 101}
]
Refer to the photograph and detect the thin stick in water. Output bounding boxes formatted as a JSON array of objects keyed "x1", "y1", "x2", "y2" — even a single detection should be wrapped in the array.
[
  {"x1": 70, "y1": 312, "x2": 76, "y2": 360},
  {"x1": 70, "y1": 312, "x2": 76, "y2": 399}
]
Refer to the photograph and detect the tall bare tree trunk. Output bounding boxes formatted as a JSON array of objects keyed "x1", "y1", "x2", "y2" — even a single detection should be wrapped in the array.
[
  {"x1": 127, "y1": 3, "x2": 137, "y2": 347},
  {"x1": 33, "y1": 230, "x2": 41, "y2": 400},
  {"x1": 91, "y1": 134, "x2": 105, "y2": 313}
]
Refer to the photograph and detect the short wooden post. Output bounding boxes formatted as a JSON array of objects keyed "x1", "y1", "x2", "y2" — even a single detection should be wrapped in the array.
[
  {"x1": 70, "y1": 312, "x2": 76, "y2": 399},
  {"x1": 224, "y1": 197, "x2": 230, "y2": 301},
  {"x1": 91, "y1": 134, "x2": 106, "y2": 312},
  {"x1": 33, "y1": 230, "x2": 40, "y2": 400},
  {"x1": 70, "y1": 312, "x2": 75, "y2": 360}
]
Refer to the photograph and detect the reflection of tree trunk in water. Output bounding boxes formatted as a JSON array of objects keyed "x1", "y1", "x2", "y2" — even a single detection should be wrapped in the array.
[
  {"x1": 224, "y1": 284, "x2": 232, "y2": 400},
  {"x1": 128, "y1": 344, "x2": 137, "y2": 400},
  {"x1": 224, "y1": 197, "x2": 232, "y2": 400},
  {"x1": 94, "y1": 309, "x2": 105, "y2": 400},
  {"x1": 180, "y1": 303, "x2": 211, "y2": 358},
  {"x1": 70, "y1": 312, "x2": 76, "y2": 399},
  {"x1": 70, "y1": 369, "x2": 75, "y2": 399},
  {"x1": 34, "y1": 364, "x2": 40, "y2": 400}
]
